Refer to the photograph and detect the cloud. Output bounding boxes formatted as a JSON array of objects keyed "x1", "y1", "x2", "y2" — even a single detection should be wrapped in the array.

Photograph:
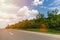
[
  {"x1": 32, "y1": 0, "x2": 44, "y2": 6},
  {"x1": 0, "y1": 4, "x2": 19, "y2": 14},
  {"x1": 47, "y1": 6, "x2": 60, "y2": 15},
  {"x1": 49, "y1": 0, "x2": 60, "y2": 6},
  {"x1": 17, "y1": 6, "x2": 39, "y2": 20},
  {"x1": 0, "y1": 0, "x2": 19, "y2": 28},
  {"x1": 47, "y1": 0, "x2": 60, "y2": 14},
  {"x1": 40, "y1": 6, "x2": 47, "y2": 9},
  {"x1": 48, "y1": 6, "x2": 60, "y2": 10},
  {"x1": 0, "y1": 0, "x2": 39, "y2": 28},
  {"x1": 1, "y1": 6, "x2": 38, "y2": 28}
]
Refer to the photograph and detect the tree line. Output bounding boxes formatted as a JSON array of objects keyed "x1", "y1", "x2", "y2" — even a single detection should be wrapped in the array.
[{"x1": 6, "y1": 9, "x2": 60, "y2": 30}]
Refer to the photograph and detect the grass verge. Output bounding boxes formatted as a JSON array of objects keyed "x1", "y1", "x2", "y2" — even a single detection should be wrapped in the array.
[{"x1": 26, "y1": 29, "x2": 60, "y2": 35}]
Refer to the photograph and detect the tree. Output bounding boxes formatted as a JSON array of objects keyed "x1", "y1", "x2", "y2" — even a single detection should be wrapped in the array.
[
  {"x1": 47, "y1": 9, "x2": 59, "y2": 29},
  {"x1": 36, "y1": 13, "x2": 44, "y2": 19}
]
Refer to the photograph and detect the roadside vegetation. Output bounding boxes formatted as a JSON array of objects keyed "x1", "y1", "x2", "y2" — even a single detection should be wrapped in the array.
[{"x1": 6, "y1": 9, "x2": 60, "y2": 34}]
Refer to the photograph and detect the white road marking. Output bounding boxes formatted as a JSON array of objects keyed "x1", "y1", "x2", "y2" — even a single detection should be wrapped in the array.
[{"x1": 9, "y1": 32, "x2": 14, "y2": 36}]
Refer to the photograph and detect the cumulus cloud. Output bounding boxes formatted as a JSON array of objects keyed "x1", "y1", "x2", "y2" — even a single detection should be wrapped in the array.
[
  {"x1": 0, "y1": 0, "x2": 20, "y2": 28},
  {"x1": 17, "y1": 6, "x2": 39, "y2": 20},
  {"x1": 32, "y1": 0, "x2": 44, "y2": 6},
  {"x1": 0, "y1": 0, "x2": 39, "y2": 28}
]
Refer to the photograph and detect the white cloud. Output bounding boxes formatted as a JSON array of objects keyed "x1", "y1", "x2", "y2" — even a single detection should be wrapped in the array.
[
  {"x1": 0, "y1": 0, "x2": 19, "y2": 28},
  {"x1": 0, "y1": 0, "x2": 39, "y2": 28},
  {"x1": 0, "y1": 0, "x2": 5, "y2": 3},
  {"x1": 47, "y1": 0, "x2": 60, "y2": 14},
  {"x1": 0, "y1": 4, "x2": 19, "y2": 14},
  {"x1": 32, "y1": 0, "x2": 44, "y2": 6},
  {"x1": 48, "y1": 6, "x2": 60, "y2": 10},
  {"x1": 40, "y1": 6, "x2": 47, "y2": 9},
  {"x1": 57, "y1": 12, "x2": 60, "y2": 14},
  {"x1": 18, "y1": 6, "x2": 39, "y2": 20},
  {"x1": 49, "y1": 0, "x2": 60, "y2": 6},
  {"x1": 47, "y1": 6, "x2": 60, "y2": 15}
]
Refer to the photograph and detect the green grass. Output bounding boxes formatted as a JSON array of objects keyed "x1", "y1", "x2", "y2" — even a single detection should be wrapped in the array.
[
  {"x1": 47, "y1": 29, "x2": 60, "y2": 34},
  {"x1": 26, "y1": 29, "x2": 60, "y2": 34},
  {"x1": 27, "y1": 29, "x2": 40, "y2": 32}
]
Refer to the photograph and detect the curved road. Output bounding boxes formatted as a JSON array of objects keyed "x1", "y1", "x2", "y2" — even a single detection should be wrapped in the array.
[{"x1": 0, "y1": 29, "x2": 60, "y2": 40}]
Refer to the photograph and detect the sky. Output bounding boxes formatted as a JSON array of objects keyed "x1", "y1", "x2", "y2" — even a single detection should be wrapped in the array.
[{"x1": 0, "y1": 0, "x2": 60, "y2": 28}]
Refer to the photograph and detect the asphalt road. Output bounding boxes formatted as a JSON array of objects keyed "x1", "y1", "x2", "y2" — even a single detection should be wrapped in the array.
[{"x1": 0, "y1": 29, "x2": 60, "y2": 40}]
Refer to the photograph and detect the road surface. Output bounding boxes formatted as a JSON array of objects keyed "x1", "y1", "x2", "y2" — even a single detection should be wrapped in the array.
[{"x1": 0, "y1": 29, "x2": 60, "y2": 40}]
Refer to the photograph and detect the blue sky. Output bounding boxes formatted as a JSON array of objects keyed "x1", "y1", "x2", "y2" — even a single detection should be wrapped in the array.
[{"x1": 29, "y1": 0, "x2": 60, "y2": 17}]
